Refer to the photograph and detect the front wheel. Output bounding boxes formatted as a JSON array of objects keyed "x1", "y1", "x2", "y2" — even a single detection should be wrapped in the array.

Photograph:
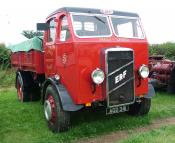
[
  {"x1": 128, "y1": 98, "x2": 151, "y2": 116},
  {"x1": 44, "y1": 85, "x2": 70, "y2": 132}
]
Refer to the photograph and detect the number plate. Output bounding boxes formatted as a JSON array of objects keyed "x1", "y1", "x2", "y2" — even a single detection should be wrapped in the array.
[{"x1": 106, "y1": 105, "x2": 129, "y2": 115}]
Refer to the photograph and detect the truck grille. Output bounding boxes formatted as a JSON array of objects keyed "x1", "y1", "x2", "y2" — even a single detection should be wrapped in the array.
[{"x1": 104, "y1": 48, "x2": 135, "y2": 107}]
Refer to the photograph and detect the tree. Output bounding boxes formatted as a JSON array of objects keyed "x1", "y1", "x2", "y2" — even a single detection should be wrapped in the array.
[
  {"x1": 21, "y1": 30, "x2": 43, "y2": 39},
  {"x1": 0, "y1": 43, "x2": 11, "y2": 71}
]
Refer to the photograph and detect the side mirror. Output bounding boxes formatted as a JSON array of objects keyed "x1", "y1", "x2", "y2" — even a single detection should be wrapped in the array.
[{"x1": 37, "y1": 23, "x2": 49, "y2": 31}]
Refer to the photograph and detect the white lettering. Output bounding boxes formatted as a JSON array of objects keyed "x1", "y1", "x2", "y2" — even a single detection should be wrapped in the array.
[
  {"x1": 115, "y1": 70, "x2": 127, "y2": 84},
  {"x1": 123, "y1": 70, "x2": 127, "y2": 79}
]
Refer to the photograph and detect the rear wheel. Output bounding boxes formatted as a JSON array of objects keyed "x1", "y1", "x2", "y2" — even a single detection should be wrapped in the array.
[
  {"x1": 16, "y1": 74, "x2": 30, "y2": 102},
  {"x1": 44, "y1": 85, "x2": 70, "y2": 132},
  {"x1": 16, "y1": 72, "x2": 41, "y2": 102},
  {"x1": 30, "y1": 82, "x2": 41, "y2": 101},
  {"x1": 128, "y1": 98, "x2": 151, "y2": 116}
]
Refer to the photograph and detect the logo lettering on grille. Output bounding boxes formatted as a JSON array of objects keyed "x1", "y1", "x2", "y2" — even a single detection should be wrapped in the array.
[{"x1": 115, "y1": 70, "x2": 127, "y2": 84}]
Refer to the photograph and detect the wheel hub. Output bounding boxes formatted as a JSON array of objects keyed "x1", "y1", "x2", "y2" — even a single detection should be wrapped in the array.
[
  {"x1": 44, "y1": 95, "x2": 56, "y2": 122},
  {"x1": 44, "y1": 100, "x2": 52, "y2": 121}
]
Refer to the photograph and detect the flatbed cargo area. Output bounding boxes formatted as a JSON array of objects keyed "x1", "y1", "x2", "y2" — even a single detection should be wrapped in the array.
[
  {"x1": 10, "y1": 37, "x2": 44, "y2": 74},
  {"x1": 11, "y1": 51, "x2": 44, "y2": 73}
]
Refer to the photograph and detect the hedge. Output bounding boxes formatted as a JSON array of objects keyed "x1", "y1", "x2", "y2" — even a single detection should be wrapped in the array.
[
  {"x1": 0, "y1": 43, "x2": 11, "y2": 69},
  {"x1": 149, "y1": 42, "x2": 175, "y2": 59}
]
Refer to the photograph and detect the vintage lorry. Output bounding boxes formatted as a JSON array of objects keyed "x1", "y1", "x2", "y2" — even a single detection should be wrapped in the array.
[{"x1": 10, "y1": 7, "x2": 155, "y2": 132}]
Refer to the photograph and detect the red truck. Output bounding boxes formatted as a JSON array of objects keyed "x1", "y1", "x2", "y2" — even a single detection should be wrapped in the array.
[{"x1": 11, "y1": 7, "x2": 155, "y2": 132}]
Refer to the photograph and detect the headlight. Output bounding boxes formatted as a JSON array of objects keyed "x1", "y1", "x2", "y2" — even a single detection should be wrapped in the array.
[
  {"x1": 91, "y1": 68, "x2": 105, "y2": 84},
  {"x1": 139, "y1": 65, "x2": 149, "y2": 78}
]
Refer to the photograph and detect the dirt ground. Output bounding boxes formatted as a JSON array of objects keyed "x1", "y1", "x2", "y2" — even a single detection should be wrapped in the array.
[{"x1": 77, "y1": 117, "x2": 175, "y2": 143}]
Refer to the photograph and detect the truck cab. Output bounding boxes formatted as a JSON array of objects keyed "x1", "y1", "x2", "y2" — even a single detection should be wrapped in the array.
[{"x1": 12, "y1": 7, "x2": 155, "y2": 132}]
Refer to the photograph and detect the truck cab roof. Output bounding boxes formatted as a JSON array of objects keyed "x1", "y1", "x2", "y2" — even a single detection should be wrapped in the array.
[{"x1": 48, "y1": 7, "x2": 139, "y2": 18}]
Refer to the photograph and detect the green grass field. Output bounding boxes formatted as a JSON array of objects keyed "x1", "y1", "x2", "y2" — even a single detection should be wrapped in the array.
[
  {"x1": 0, "y1": 69, "x2": 15, "y2": 87},
  {"x1": 0, "y1": 87, "x2": 175, "y2": 143},
  {"x1": 119, "y1": 125, "x2": 175, "y2": 143}
]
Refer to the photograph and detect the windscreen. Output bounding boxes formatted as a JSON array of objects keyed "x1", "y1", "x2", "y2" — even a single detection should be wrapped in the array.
[
  {"x1": 111, "y1": 17, "x2": 144, "y2": 39},
  {"x1": 71, "y1": 14, "x2": 111, "y2": 37}
]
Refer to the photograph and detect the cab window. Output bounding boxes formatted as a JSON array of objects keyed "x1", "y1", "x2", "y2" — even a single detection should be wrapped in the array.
[
  {"x1": 71, "y1": 14, "x2": 111, "y2": 37},
  {"x1": 60, "y1": 16, "x2": 70, "y2": 41},
  {"x1": 111, "y1": 17, "x2": 144, "y2": 39},
  {"x1": 48, "y1": 18, "x2": 56, "y2": 42}
]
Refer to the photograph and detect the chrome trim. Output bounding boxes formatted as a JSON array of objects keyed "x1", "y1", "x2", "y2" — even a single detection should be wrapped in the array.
[
  {"x1": 109, "y1": 15, "x2": 146, "y2": 39},
  {"x1": 44, "y1": 100, "x2": 52, "y2": 121},
  {"x1": 138, "y1": 64, "x2": 149, "y2": 78},
  {"x1": 91, "y1": 68, "x2": 105, "y2": 84},
  {"x1": 70, "y1": 13, "x2": 113, "y2": 38},
  {"x1": 108, "y1": 77, "x2": 134, "y2": 94},
  {"x1": 105, "y1": 47, "x2": 135, "y2": 108},
  {"x1": 105, "y1": 47, "x2": 133, "y2": 52},
  {"x1": 108, "y1": 61, "x2": 134, "y2": 77}
]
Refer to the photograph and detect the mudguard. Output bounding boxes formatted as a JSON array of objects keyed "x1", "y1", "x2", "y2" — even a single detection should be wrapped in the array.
[
  {"x1": 144, "y1": 82, "x2": 155, "y2": 98},
  {"x1": 42, "y1": 78, "x2": 83, "y2": 111}
]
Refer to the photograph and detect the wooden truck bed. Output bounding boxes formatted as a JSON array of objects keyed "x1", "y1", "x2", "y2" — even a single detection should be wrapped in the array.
[{"x1": 11, "y1": 50, "x2": 44, "y2": 74}]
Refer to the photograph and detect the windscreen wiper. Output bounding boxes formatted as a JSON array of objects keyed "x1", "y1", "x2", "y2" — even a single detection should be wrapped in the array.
[{"x1": 94, "y1": 16, "x2": 106, "y2": 24}]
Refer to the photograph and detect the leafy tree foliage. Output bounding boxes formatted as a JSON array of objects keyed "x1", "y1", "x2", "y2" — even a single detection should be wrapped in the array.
[
  {"x1": 149, "y1": 42, "x2": 175, "y2": 59},
  {"x1": 0, "y1": 43, "x2": 11, "y2": 69},
  {"x1": 21, "y1": 30, "x2": 43, "y2": 39}
]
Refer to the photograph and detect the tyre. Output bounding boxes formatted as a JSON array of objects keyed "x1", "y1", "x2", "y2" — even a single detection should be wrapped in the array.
[
  {"x1": 167, "y1": 67, "x2": 175, "y2": 94},
  {"x1": 30, "y1": 82, "x2": 41, "y2": 101},
  {"x1": 128, "y1": 98, "x2": 151, "y2": 116},
  {"x1": 16, "y1": 73, "x2": 30, "y2": 102},
  {"x1": 16, "y1": 72, "x2": 41, "y2": 102},
  {"x1": 44, "y1": 85, "x2": 70, "y2": 132}
]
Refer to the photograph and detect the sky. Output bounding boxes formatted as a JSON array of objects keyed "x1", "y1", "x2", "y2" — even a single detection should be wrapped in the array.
[{"x1": 0, "y1": 0, "x2": 175, "y2": 45}]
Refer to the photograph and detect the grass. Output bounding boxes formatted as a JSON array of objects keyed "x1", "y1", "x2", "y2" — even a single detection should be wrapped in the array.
[
  {"x1": 0, "y1": 88, "x2": 175, "y2": 143},
  {"x1": 119, "y1": 125, "x2": 175, "y2": 143},
  {"x1": 0, "y1": 69, "x2": 15, "y2": 87}
]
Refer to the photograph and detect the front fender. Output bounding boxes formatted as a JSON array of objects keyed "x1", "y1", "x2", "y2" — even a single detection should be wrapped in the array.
[
  {"x1": 42, "y1": 78, "x2": 83, "y2": 111},
  {"x1": 144, "y1": 83, "x2": 155, "y2": 98}
]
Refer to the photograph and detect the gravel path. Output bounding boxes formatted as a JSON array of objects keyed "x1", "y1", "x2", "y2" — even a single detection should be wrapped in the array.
[{"x1": 76, "y1": 117, "x2": 175, "y2": 143}]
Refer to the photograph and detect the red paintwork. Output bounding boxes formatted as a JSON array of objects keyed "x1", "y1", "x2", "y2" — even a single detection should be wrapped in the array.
[
  {"x1": 11, "y1": 11, "x2": 149, "y2": 105},
  {"x1": 149, "y1": 55, "x2": 175, "y2": 85},
  {"x1": 11, "y1": 50, "x2": 44, "y2": 74}
]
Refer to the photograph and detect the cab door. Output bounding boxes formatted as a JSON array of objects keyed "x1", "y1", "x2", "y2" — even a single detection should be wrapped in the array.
[
  {"x1": 55, "y1": 15, "x2": 77, "y2": 101},
  {"x1": 55, "y1": 15, "x2": 74, "y2": 71},
  {"x1": 59, "y1": 15, "x2": 74, "y2": 64},
  {"x1": 44, "y1": 17, "x2": 57, "y2": 77}
]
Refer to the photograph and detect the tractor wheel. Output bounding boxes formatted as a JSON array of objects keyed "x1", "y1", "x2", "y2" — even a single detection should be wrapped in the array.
[
  {"x1": 128, "y1": 98, "x2": 151, "y2": 116},
  {"x1": 167, "y1": 67, "x2": 175, "y2": 94},
  {"x1": 44, "y1": 85, "x2": 70, "y2": 132},
  {"x1": 16, "y1": 74, "x2": 30, "y2": 102}
]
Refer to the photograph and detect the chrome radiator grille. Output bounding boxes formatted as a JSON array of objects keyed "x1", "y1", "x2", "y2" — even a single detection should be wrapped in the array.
[{"x1": 104, "y1": 48, "x2": 135, "y2": 107}]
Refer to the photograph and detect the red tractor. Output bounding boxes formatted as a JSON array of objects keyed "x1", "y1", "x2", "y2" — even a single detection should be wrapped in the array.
[
  {"x1": 10, "y1": 7, "x2": 155, "y2": 132},
  {"x1": 149, "y1": 55, "x2": 175, "y2": 93}
]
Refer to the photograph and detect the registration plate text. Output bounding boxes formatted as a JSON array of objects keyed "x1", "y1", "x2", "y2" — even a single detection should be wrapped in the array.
[{"x1": 106, "y1": 105, "x2": 129, "y2": 115}]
